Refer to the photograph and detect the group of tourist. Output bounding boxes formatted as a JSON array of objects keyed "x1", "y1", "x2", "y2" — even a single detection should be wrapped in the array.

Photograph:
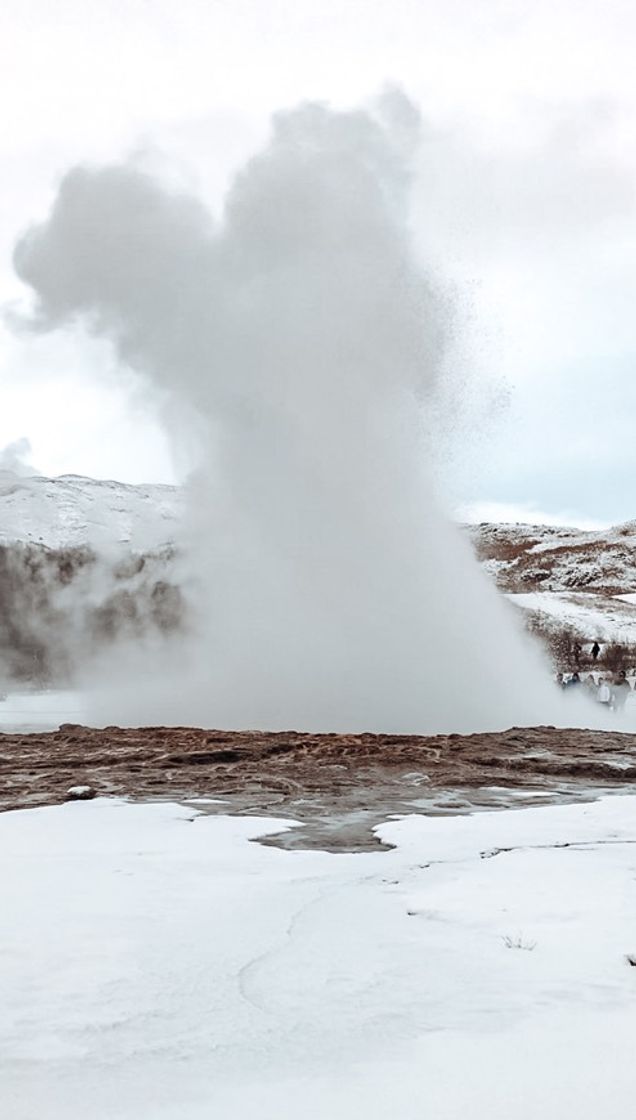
[{"x1": 557, "y1": 667, "x2": 633, "y2": 711}]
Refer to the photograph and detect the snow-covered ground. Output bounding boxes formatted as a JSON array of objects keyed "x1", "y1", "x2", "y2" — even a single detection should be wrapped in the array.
[
  {"x1": 508, "y1": 590, "x2": 636, "y2": 645},
  {"x1": 2, "y1": 795, "x2": 636, "y2": 1119}
]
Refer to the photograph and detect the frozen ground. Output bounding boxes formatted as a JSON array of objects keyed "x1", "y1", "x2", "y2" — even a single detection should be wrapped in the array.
[{"x1": 2, "y1": 795, "x2": 636, "y2": 1118}]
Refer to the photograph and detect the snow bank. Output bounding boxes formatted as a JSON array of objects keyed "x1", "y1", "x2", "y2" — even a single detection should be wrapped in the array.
[{"x1": 2, "y1": 795, "x2": 636, "y2": 1118}]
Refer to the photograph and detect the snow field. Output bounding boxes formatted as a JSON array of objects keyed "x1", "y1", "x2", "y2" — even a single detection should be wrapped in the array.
[
  {"x1": 1, "y1": 796, "x2": 636, "y2": 1118},
  {"x1": 509, "y1": 589, "x2": 636, "y2": 645}
]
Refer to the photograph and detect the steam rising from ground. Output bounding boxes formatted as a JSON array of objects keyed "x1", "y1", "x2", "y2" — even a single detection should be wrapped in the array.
[
  {"x1": 13, "y1": 94, "x2": 562, "y2": 732},
  {"x1": 0, "y1": 437, "x2": 38, "y2": 478}
]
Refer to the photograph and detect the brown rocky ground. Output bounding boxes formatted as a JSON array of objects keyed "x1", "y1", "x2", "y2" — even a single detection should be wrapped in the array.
[{"x1": 2, "y1": 723, "x2": 636, "y2": 850}]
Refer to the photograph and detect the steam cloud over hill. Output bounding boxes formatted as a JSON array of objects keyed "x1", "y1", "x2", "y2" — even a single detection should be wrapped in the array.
[{"x1": 12, "y1": 94, "x2": 559, "y2": 732}]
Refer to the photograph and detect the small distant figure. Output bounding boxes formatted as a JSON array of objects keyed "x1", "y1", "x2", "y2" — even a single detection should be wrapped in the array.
[
  {"x1": 597, "y1": 676, "x2": 611, "y2": 706},
  {"x1": 565, "y1": 671, "x2": 581, "y2": 689},
  {"x1": 591, "y1": 641, "x2": 601, "y2": 661},
  {"x1": 611, "y1": 670, "x2": 631, "y2": 713},
  {"x1": 573, "y1": 642, "x2": 582, "y2": 668},
  {"x1": 583, "y1": 673, "x2": 597, "y2": 697}
]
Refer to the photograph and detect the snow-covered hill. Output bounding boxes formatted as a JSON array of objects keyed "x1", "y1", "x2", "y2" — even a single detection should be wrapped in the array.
[
  {"x1": 0, "y1": 473, "x2": 184, "y2": 684},
  {"x1": 466, "y1": 520, "x2": 636, "y2": 649},
  {"x1": 467, "y1": 520, "x2": 636, "y2": 595},
  {"x1": 0, "y1": 472, "x2": 180, "y2": 551},
  {"x1": 2, "y1": 472, "x2": 636, "y2": 683}
]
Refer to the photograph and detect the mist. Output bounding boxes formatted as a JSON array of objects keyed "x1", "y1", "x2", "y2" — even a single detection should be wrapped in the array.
[
  {"x1": 13, "y1": 93, "x2": 564, "y2": 733},
  {"x1": 0, "y1": 437, "x2": 38, "y2": 479}
]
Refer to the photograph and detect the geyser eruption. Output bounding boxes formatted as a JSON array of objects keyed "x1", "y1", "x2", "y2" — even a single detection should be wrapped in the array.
[{"x1": 14, "y1": 94, "x2": 559, "y2": 732}]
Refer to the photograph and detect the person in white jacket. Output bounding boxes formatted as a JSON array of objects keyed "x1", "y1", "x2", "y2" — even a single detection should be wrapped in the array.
[
  {"x1": 610, "y1": 670, "x2": 631, "y2": 712},
  {"x1": 597, "y1": 676, "x2": 611, "y2": 706}
]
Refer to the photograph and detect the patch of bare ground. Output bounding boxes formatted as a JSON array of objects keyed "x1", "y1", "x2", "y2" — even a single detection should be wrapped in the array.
[{"x1": 2, "y1": 724, "x2": 636, "y2": 850}]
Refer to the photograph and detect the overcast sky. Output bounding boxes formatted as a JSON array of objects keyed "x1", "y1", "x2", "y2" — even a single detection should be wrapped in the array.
[{"x1": 2, "y1": 0, "x2": 636, "y2": 526}]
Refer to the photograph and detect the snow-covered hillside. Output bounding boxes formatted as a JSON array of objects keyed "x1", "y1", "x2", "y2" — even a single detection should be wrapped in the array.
[
  {"x1": 0, "y1": 472, "x2": 180, "y2": 551},
  {"x1": 2, "y1": 472, "x2": 636, "y2": 682},
  {"x1": 468, "y1": 520, "x2": 636, "y2": 595},
  {"x1": 466, "y1": 520, "x2": 636, "y2": 651},
  {"x1": 0, "y1": 473, "x2": 184, "y2": 684},
  {"x1": 508, "y1": 590, "x2": 636, "y2": 646}
]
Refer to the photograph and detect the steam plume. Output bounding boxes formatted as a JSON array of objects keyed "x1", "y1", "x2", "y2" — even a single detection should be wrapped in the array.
[
  {"x1": 0, "y1": 438, "x2": 38, "y2": 480},
  {"x1": 14, "y1": 94, "x2": 560, "y2": 732}
]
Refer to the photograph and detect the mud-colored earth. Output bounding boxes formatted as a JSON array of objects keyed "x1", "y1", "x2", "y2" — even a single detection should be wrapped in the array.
[{"x1": 2, "y1": 723, "x2": 636, "y2": 850}]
